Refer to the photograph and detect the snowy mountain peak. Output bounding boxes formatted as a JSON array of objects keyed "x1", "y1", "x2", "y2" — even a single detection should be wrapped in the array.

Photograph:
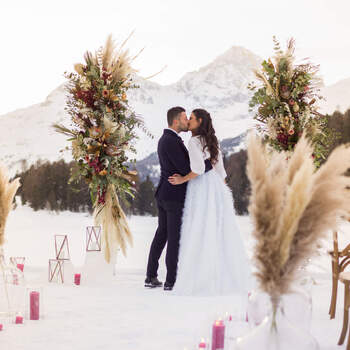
[
  {"x1": 209, "y1": 45, "x2": 262, "y2": 68},
  {"x1": 172, "y1": 46, "x2": 261, "y2": 117},
  {"x1": 177, "y1": 46, "x2": 261, "y2": 89}
]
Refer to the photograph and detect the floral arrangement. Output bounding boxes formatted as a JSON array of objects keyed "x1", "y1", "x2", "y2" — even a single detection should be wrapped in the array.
[
  {"x1": 248, "y1": 37, "x2": 334, "y2": 167},
  {"x1": 0, "y1": 164, "x2": 20, "y2": 248},
  {"x1": 247, "y1": 133, "x2": 350, "y2": 311},
  {"x1": 54, "y1": 34, "x2": 150, "y2": 262}
]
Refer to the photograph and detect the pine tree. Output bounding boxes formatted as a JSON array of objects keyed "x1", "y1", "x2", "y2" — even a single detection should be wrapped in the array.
[
  {"x1": 225, "y1": 150, "x2": 250, "y2": 215},
  {"x1": 134, "y1": 176, "x2": 157, "y2": 216}
]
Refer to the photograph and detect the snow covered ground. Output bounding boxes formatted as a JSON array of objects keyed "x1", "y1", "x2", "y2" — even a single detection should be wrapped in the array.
[{"x1": 0, "y1": 203, "x2": 349, "y2": 350}]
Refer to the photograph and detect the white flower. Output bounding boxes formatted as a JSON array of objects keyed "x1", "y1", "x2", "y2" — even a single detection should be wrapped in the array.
[
  {"x1": 83, "y1": 137, "x2": 93, "y2": 145},
  {"x1": 103, "y1": 115, "x2": 118, "y2": 134},
  {"x1": 80, "y1": 77, "x2": 91, "y2": 89},
  {"x1": 118, "y1": 125, "x2": 126, "y2": 138},
  {"x1": 122, "y1": 143, "x2": 130, "y2": 152},
  {"x1": 103, "y1": 158, "x2": 110, "y2": 168}
]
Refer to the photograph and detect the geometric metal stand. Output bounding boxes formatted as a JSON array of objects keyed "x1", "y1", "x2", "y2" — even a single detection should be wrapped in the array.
[
  {"x1": 48, "y1": 259, "x2": 64, "y2": 283},
  {"x1": 86, "y1": 226, "x2": 101, "y2": 252},
  {"x1": 54, "y1": 235, "x2": 70, "y2": 260}
]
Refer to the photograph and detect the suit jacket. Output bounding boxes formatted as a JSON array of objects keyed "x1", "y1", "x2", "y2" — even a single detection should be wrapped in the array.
[{"x1": 155, "y1": 129, "x2": 212, "y2": 202}]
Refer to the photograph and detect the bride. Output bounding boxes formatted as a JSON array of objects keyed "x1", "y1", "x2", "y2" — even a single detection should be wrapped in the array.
[{"x1": 168, "y1": 108, "x2": 252, "y2": 296}]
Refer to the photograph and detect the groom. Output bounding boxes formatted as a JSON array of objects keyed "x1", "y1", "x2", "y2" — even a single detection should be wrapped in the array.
[{"x1": 145, "y1": 106, "x2": 212, "y2": 290}]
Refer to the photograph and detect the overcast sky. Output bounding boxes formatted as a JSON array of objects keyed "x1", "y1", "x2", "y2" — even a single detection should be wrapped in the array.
[{"x1": 0, "y1": 0, "x2": 349, "y2": 115}]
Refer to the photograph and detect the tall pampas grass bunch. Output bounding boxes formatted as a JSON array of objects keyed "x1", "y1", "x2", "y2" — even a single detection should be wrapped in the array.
[
  {"x1": 247, "y1": 133, "x2": 350, "y2": 309},
  {"x1": 0, "y1": 164, "x2": 20, "y2": 249}
]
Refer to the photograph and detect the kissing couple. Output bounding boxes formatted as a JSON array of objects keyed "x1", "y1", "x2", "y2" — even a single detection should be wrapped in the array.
[{"x1": 145, "y1": 107, "x2": 251, "y2": 296}]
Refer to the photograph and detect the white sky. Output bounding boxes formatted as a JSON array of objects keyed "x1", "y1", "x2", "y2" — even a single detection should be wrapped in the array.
[{"x1": 0, "y1": 0, "x2": 349, "y2": 115}]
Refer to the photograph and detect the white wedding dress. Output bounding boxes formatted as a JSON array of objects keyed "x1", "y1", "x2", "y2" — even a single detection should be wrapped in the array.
[{"x1": 173, "y1": 136, "x2": 252, "y2": 296}]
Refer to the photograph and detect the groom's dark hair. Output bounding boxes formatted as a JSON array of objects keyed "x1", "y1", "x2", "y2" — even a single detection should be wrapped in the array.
[{"x1": 167, "y1": 106, "x2": 185, "y2": 126}]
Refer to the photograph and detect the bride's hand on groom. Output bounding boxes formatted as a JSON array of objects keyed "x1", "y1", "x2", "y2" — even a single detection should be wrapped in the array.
[{"x1": 168, "y1": 173, "x2": 185, "y2": 185}]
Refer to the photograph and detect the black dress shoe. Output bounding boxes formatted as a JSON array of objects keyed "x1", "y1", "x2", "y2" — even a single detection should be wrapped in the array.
[
  {"x1": 144, "y1": 277, "x2": 163, "y2": 288},
  {"x1": 164, "y1": 282, "x2": 174, "y2": 291}
]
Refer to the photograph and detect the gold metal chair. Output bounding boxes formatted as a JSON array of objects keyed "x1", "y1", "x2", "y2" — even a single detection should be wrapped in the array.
[
  {"x1": 338, "y1": 272, "x2": 350, "y2": 349},
  {"x1": 329, "y1": 231, "x2": 350, "y2": 319}
]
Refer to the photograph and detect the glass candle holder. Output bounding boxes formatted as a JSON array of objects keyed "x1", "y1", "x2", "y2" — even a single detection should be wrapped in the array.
[
  {"x1": 9, "y1": 257, "x2": 25, "y2": 273},
  {"x1": 0, "y1": 314, "x2": 8, "y2": 331},
  {"x1": 0, "y1": 259, "x2": 26, "y2": 322},
  {"x1": 198, "y1": 338, "x2": 210, "y2": 349}
]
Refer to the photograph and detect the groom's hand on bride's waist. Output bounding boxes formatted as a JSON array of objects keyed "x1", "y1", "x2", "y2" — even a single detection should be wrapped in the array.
[{"x1": 168, "y1": 173, "x2": 185, "y2": 185}]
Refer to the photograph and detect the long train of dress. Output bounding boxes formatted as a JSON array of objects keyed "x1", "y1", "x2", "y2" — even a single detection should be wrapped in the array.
[{"x1": 173, "y1": 169, "x2": 252, "y2": 296}]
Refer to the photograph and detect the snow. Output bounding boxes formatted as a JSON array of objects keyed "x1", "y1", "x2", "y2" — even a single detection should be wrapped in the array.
[
  {"x1": 0, "y1": 202, "x2": 348, "y2": 350},
  {"x1": 319, "y1": 78, "x2": 350, "y2": 114}
]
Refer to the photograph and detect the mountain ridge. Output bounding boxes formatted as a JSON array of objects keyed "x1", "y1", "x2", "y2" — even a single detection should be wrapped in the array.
[{"x1": 0, "y1": 45, "x2": 349, "y2": 177}]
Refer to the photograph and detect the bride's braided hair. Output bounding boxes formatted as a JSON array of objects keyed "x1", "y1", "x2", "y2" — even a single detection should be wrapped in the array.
[{"x1": 192, "y1": 109, "x2": 219, "y2": 164}]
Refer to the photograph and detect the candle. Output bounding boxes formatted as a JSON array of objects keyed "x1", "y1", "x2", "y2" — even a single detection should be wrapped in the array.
[
  {"x1": 17, "y1": 263, "x2": 24, "y2": 272},
  {"x1": 15, "y1": 315, "x2": 23, "y2": 324},
  {"x1": 225, "y1": 312, "x2": 232, "y2": 322},
  {"x1": 212, "y1": 319, "x2": 225, "y2": 350},
  {"x1": 0, "y1": 324, "x2": 3, "y2": 331},
  {"x1": 30, "y1": 291, "x2": 40, "y2": 320},
  {"x1": 74, "y1": 273, "x2": 81, "y2": 285},
  {"x1": 199, "y1": 338, "x2": 207, "y2": 349},
  {"x1": 246, "y1": 291, "x2": 252, "y2": 322}
]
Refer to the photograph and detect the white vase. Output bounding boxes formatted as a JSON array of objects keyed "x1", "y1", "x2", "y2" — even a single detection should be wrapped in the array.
[{"x1": 236, "y1": 296, "x2": 319, "y2": 350}]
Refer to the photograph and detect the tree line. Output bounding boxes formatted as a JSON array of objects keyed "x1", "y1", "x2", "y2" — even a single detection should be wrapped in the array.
[
  {"x1": 13, "y1": 108, "x2": 350, "y2": 216},
  {"x1": 15, "y1": 159, "x2": 158, "y2": 216}
]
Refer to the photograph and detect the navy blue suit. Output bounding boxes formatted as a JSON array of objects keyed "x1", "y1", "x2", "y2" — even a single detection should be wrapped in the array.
[{"x1": 146, "y1": 129, "x2": 212, "y2": 285}]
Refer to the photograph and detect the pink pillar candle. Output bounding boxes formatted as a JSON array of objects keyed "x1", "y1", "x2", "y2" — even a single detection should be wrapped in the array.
[
  {"x1": 0, "y1": 324, "x2": 3, "y2": 331},
  {"x1": 199, "y1": 339, "x2": 207, "y2": 349},
  {"x1": 15, "y1": 316, "x2": 23, "y2": 324},
  {"x1": 74, "y1": 273, "x2": 81, "y2": 285},
  {"x1": 212, "y1": 320, "x2": 225, "y2": 350},
  {"x1": 30, "y1": 291, "x2": 40, "y2": 320},
  {"x1": 17, "y1": 263, "x2": 24, "y2": 272}
]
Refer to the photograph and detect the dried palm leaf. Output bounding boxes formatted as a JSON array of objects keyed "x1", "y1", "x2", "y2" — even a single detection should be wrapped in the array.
[
  {"x1": 53, "y1": 123, "x2": 77, "y2": 137},
  {"x1": 94, "y1": 185, "x2": 133, "y2": 263},
  {"x1": 102, "y1": 34, "x2": 115, "y2": 70},
  {"x1": 255, "y1": 71, "x2": 275, "y2": 97}
]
